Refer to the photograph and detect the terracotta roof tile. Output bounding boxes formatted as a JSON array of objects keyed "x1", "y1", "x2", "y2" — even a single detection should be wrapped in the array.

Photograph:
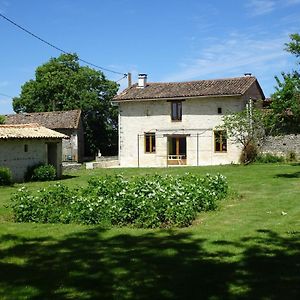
[
  {"x1": 0, "y1": 124, "x2": 68, "y2": 139},
  {"x1": 5, "y1": 109, "x2": 81, "y2": 129},
  {"x1": 114, "y1": 76, "x2": 264, "y2": 101}
]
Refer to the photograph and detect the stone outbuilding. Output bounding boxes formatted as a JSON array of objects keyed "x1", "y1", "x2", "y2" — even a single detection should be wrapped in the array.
[
  {"x1": 5, "y1": 110, "x2": 84, "y2": 162},
  {"x1": 0, "y1": 123, "x2": 67, "y2": 182}
]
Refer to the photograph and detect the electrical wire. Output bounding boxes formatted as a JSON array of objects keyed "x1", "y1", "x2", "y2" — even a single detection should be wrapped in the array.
[
  {"x1": 116, "y1": 74, "x2": 128, "y2": 83},
  {"x1": 0, "y1": 92, "x2": 13, "y2": 98},
  {"x1": 0, "y1": 13, "x2": 127, "y2": 77}
]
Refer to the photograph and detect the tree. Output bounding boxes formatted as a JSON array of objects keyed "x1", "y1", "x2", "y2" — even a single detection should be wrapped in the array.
[
  {"x1": 0, "y1": 115, "x2": 5, "y2": 124},
  {"x1": 285, "y1": 33, "x2": 300, "y2": 58},
  {"x1": 270, "y1": 33, "x2": 300, "y2": 133},
  {"x1": 13, "y1": 53, "x2": 119, "y2": 155},
  {"x1": 221, "y1": 107, "x2": 266, "y2": 164}
]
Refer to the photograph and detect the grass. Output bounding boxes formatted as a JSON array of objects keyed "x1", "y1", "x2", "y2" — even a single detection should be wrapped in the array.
[{"x1": 0, "y1": 163, "x2": 299, "y2": 299}]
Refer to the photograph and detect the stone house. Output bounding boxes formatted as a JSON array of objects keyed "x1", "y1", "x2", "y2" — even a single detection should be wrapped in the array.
[
  {"x1": 113, "y1": 74, "x2": 265, "y2": 167},
  {"x1": 0, "y1": 123, "x2": 67, "y2": 182},
  {"x1": 5, "y1": 110, "x2": 84, "y2": 162}
]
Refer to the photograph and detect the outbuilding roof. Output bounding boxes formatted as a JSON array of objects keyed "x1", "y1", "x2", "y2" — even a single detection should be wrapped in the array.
[
  {"x1": 0, "y1": 124, "x2": 68, "y2": 139},
  {"x1": 5, "y1": 109, "x2": 81, "y2": 129},
  {"x1": 114, "y1": 76, "x2": 265, "y2": 101}
]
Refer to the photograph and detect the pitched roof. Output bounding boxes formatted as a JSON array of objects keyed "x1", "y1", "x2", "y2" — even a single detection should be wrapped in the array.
[
  {"x1": 5, "y1": 109, "x2": 81, "y2": 129},
  {"x1": 0, "y1": 124, "x2": 68, "y2": 140},
  {"x1": 114, "y1": 76, "x2": 264, "y2": 101}
]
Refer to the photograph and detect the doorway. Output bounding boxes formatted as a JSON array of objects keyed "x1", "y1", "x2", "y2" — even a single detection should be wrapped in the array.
[
  {"x1": 167, "y1": 136, "x2": 187, "y2": 165},
  {"x1": 47, "y1": 143, "x2": 58, "y2": 169}
]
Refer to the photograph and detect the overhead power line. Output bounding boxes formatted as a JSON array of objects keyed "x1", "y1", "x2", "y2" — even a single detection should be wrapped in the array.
[
  {"x1": 116, "y1": 74, "x2": 128, "y2": 83},
  {"x1": 0, "y1": 92, "x2": 13, "y2": 98},
  {"x1": 0, "y1": 13, "x2": 127, "y2": 77}
]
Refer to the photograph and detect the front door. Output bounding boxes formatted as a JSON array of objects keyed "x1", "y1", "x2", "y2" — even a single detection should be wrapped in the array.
[
  {"x1": 168, "y1": 136, "x2": 187, "y2": 165},
  {"x1": 47, "y1": 143, "x2": 58, "y2": 168}
]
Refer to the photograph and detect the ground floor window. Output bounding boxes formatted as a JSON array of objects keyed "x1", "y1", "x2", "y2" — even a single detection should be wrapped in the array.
[
  {"x1": 145, "y1": 132, "x2": 156, "y2": 153},
  {"x1": 214, "y1": 130, "x2": 227, "y2": 152}
]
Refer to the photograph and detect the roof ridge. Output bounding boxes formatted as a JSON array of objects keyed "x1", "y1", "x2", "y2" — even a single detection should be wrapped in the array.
[
  {"x1": 113, "y1": 76, "x2": 264, "y2": 102},
  {"x1": 5, "y1": 109, "x2": 82, "y2": 129},
  {"x1": 145, "y1": 76, "x2": 256, "y2": 85},
  {"x1": 5, "y1": 109, "x2": 81, "y2": 116}
]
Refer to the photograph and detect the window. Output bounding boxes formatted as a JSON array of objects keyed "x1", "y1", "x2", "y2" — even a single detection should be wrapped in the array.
[
  {"x1": 171, "y1": 101, "x2": 182, "y2": 121},
  {"x1": 145, "y1": 133, "x2": 156, "y2": 153},
  {"x1": 214, "y1": 131, "x2": 227, "y2": 152},
  {"x1": 218, "y1": 107, "x2": 222, "y2": 114},
  {"x1": 24, "y1": 144, "x2": 28, "y2": 152}
]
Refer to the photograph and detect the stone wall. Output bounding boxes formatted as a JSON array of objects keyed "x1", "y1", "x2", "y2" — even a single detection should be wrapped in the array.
[
  {"x1": 118, "y1": 97, "x2": 245, "y2": 167},
  {"x1": 261, "y1": 134, "x2": 300, "y2": 158},
  {"x1": 0, "y1": 139, "x2": 63, "y2": 182},
  {"x1": 0, "y1": 140, "x2": 46, "y2": 182},
  {"x1": 86, "y1": 157, "x2": 119, "y2": 169}
]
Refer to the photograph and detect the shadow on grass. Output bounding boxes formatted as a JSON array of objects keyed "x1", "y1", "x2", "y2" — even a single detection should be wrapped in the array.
[
  {"x1": 59, "y1": 174, "x2": 78, "y2": 180},
  {"x1": 0, "y1": 228, "x2": 299, "y2": 299},
  {"x1": 291, "y1": 162, "x2": 300, "y2": 166},
  {"x1": 275, "y1": 171, "x2": 300, "y2": 178}
]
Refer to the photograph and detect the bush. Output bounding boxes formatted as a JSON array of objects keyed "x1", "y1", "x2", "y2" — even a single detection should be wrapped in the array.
[
  {"x1": 255, "y1": 153, "x2": 285, "y2": 163},
  {"x1": 11, "y1": 185, "x2": 76, "y2": 223},
  {"x1": 26, "y1": 164, "x2": 56, "y2": 181},
  {"x1": 0, "y1": 115, "x2": 5, "y2": 124},
  {"x1": 0, "y1": 167, "x2": 12, "y2": 186},
  {"x1": 286, "y1": 151, "x2": 297, "y2": 162},
  {"x1": 11, "y1": 173, "x2": 229, "y2": 228},
  {"x1": 240, "y1": 142, "x2": 258, "y2": 164}
]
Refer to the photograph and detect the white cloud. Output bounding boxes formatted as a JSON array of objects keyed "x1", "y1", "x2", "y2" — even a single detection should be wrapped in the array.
[
  {"x1": 246, "y1": 0, "x2": 300, "y2": 16},
  {"x1": 162, "y1": 33, "x2": 292, "y2": 96},
  {"x1": 246, "y1": 0, "x2": 276, "y2": 16},
  {"x1": 285, "y1": 0, "x2": 300, "y2": 5}
]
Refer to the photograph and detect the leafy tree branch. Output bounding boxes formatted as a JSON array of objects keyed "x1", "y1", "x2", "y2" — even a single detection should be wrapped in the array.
[{"x1": 12, "y1": 53, "x2": 119, "y2": 155}]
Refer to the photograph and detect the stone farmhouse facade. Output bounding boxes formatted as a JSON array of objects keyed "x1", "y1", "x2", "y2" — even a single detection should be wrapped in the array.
[
  {"x1": 113, "y1": 74, "x2": 265, "y2": 167},
  {"x1": 5, "y1": 110, "x2": 84, "y2": 162},
  {"x1": 0, "y1": 124, "x2": 67, "y2": 182}
]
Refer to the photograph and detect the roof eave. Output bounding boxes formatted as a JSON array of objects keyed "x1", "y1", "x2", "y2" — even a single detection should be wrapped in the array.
[
  {"x1": 113, "y1": 93, "x2": 243, "y2": 103},
  {"x1": 0, "y1": 136, "x2": 66, "y2": 140}
]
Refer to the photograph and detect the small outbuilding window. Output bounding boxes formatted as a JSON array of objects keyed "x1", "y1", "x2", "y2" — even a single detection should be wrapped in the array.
[
  {"x1": 218, "y1": 107, "x2": 222, "y2": 114},
  {"x1": 24, "y1": 144, "x2": 28, "y2": 152}
]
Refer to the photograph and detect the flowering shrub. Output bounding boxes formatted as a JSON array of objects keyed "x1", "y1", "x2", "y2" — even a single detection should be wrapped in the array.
[{"x1": 11, "y1": 173, "x2": 228, "y2": 228}]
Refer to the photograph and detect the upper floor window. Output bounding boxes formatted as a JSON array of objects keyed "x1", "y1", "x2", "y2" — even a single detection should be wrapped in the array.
[
  {"x1": 145, "y1": 132, "x2": 156, "y2": 153},
  {"x1": 171, "y1": 101, "x2": 182, "y2": 121},
  {"x1": 24, "y1": 144, "x2": 28, "y2": 152},
  {"x1": 214, "y1": 130, "x2": 227, "y2": 152}
]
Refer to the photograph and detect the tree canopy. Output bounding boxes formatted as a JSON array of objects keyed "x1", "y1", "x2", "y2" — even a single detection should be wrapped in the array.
[
  {"x1": 270, "y1": 33, "x2": 300, "y2": 133},
  {"x1": 13, "y1": 53, "x2": 119, "y2": 155},
  {"x1": 0, "y1": 115, "x2": 5, "y2": 124},
  {"x1": 221, "y1": 107, "x2": 266, "y2": 163},
  {"x1": 285, "y1": 33, "x2": 300, "y2": 58}
]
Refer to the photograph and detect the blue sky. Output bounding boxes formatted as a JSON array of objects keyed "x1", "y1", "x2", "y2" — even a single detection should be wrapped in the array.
[{"x1": 0, "y1": 0, "x2": 299, "y2": 114}]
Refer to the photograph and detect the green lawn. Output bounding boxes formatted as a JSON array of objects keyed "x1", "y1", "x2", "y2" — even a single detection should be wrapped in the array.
[{"x1": 0, "y1": 163, "x2": 299, "y2": 299}]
